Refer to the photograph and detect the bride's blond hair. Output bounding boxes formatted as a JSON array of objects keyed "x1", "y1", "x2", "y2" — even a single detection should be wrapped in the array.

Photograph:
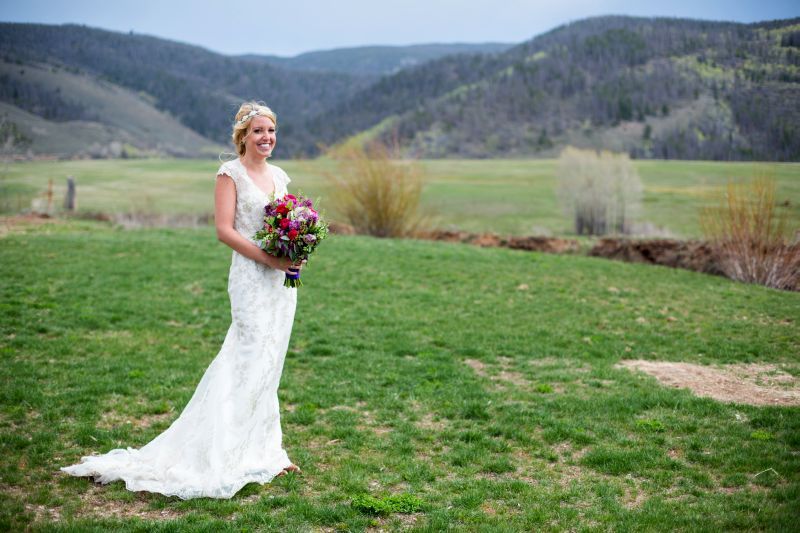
[{"x1": 231, "y1": 102, "x2": 277, "y2": 156}]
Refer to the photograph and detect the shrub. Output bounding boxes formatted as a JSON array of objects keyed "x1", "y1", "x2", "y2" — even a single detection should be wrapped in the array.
[
  {"x1": 326, "y1": 141, "x2": 425, "y2": 238},
  {"x1": 557, "y1": 146, "x2": 642, "y2": 235},
  {"x1": 700, "y1": 175, "x2": 799, "y2": 291}
]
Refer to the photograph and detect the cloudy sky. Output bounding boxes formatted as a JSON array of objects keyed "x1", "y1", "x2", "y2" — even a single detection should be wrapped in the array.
[{"x1": 2, "y1": 0, "x2": 798, "y2": 56}]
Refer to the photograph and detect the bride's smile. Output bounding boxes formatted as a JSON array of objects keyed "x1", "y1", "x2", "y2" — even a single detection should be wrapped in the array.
[{"x1": 245, "y1": 116, "x2": 277, "y2": 158}]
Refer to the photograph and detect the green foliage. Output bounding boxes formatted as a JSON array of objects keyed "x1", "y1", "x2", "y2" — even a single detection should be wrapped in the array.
[
  {"x1": 636, "y1": 419, "x2": 665, "y2": 432},
  {"x1": 751, "y1": 430, "x2": 774, "y2": 441},
  {"x1": 351, "y1": 493, "x2": 424, "y2": 515}
]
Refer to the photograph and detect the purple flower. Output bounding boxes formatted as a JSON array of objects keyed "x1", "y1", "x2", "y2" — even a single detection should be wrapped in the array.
[{"x1": 303, "y1": 234, "x2": 317, "y2": 244}]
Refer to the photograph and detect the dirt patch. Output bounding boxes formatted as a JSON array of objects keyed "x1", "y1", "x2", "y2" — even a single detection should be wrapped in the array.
[
  {"x1": 589, "y1": 238, "x2": 723, "y2": 275},
  {"x1": 0, "y1": 213, "x2": 67, "y2": 237},
  {"x1": 528, "y1": 357, "x2": 591, "y2": 373},
  {"x1": 97, "y1": 410, "x2": 175, "y2": 430},
  {"x1": 464, "y1": 358, "x2": 488, "y2": 376},
  {"x1": 617, "y1": 360, "x2": 800, "y2": 406},
  {"x1": 369, "y1": 512, "x2": 421, "y2": 531},
  {"x1": 415, "y1": 412, "x2": 447, "y2": 432},
  {"x1": 418, "y1": 230, "x2": 580, "y2": 253},
  {"x1": 464, "y1": 358, "x2": 528, "y2": 388},
  {"x1": 96, "y1": 396, "x2": 176, "y2": 431},
  {"x1": 3, "y1": 482, "x2": 185, "y2": 525},
  {"x1": 76, "y1": 484, "x2": 185, "y2": 520},
  {"x1": 622, "y1": 483, "x2": 648, "y2": 509}
]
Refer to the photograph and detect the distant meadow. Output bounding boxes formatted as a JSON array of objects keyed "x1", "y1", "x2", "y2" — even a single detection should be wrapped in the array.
[{"x1": 3, "y1": 158, "x2": 798, "y2": 239}]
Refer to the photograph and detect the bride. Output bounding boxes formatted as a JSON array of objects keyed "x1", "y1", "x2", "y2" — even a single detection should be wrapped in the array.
[{"x1": 61, "y1": 102, "x2": 304, "y2": 499}]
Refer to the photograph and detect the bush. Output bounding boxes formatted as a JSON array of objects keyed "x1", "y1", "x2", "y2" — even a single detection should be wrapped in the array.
[
  {"x1": 557, "y1": 146, "x2": 642, "y2": 235},
  {"x1": 326, "y1": 142, "x2": 425, "y2": 238},
  {"x1": 700, "y1": 175, "x2": 799, "y2": 291}
]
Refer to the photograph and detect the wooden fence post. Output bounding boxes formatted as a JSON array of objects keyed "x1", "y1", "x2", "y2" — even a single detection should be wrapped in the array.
[{"x1": 64, "y1": 176, "x2": 76, "y2": 211}]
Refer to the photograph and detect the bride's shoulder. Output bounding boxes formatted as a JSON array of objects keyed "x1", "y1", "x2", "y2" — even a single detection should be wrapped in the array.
[
  {"x1": 270, "y1": 164, "x2": 291, "y2": 183},
  {"x1": 216, "y1": 159, "x2": 242, "y2": 180}
]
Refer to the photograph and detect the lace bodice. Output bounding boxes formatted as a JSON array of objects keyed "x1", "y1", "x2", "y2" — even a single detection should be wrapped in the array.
[{"x1": 216, "y1": 159, "x2": 291, "y2": 238}]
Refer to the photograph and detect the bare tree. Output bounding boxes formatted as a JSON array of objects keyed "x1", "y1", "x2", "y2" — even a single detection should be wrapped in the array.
[{"x1": 557, "y1": 146, "x2": 642, "y2": 235}]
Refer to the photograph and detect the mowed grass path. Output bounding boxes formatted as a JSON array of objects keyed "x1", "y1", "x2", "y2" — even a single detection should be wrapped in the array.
[
  {"x1": 4, "y1": 158, "x2": 799, "y2": 237},
  {"x1": 1, "y1": 221, "x2": 799, "y2": 531}
]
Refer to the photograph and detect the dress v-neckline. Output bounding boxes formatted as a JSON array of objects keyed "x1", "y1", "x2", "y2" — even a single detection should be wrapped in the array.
[{"x1": 237, "y1": 159, "x2": 276, "y2": 197}]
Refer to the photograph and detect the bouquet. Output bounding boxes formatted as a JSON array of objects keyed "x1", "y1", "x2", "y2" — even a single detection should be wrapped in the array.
[{"x1": 253, "y1": 193, "x2": 328, "y2": 287}]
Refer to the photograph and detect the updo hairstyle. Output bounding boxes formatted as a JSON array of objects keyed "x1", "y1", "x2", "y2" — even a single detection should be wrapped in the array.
[{"x1": 231, "y1": 102, "x2": 278, "y2": 156}]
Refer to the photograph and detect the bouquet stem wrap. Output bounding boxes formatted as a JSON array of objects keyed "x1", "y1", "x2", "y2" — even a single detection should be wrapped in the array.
[{"x1": 285, "y1": 267, "x2": 302, "y2": 288}]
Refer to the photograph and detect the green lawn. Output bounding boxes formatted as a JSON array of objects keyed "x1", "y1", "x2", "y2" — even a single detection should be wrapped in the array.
[
  {"x1": 1, "y1": 220, "x2": 798, "y2": 531},
  {"x1": 3, "y1": 158, "x2": 798, "y2": 238}
]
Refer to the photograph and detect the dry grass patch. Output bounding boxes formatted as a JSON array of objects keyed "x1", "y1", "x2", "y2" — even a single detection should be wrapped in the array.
[
  {"x1": 0, "y1": 214, "x2": 67, "y2": 237},
  {"x1": 75, "y1": 484, "x2": 185, "y2": 521},
  {"x1": 463, "y1": 358, "x2": 529, "y2": 389},
  {"x1": 369, "y1": 512, "x2": 422, "y2": 531},
  {"x1": 414, "y1": 412, "x2": 447, "y2": 432},
  {"x1": 621, "y1": 482, "x2": 648, "y2": 510},
  {"x1": 617, "y1": 360, "x2": 800, "y2": 406},
  {"x1": 96, "y1": 395, "x2": 175, "y2": 431},
  {"x1": 527, "y1": 357, "x2": 591, "y2": 373}
]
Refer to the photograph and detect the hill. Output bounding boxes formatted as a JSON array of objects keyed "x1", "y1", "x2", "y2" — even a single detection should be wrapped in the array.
[
  {"x1": 0, "y1": 23, "x2": 372, "y2": 156},
  {"x1": 241, "y1": 42, "x2": 514, "y2": 76},
  {"x1": 1, "y1": 17, "x2": 799, "y2": 160},
  {"x1": 0, "y1": 61, "x2": 219, "y2": 157},
  {"x1": 310, "y1": 16, "x2": 800, "y2": 160}
]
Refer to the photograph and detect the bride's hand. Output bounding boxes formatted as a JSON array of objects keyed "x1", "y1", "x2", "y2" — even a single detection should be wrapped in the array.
[{"x1": 266, "y1": 255, "x2": 305, "y2": 274}]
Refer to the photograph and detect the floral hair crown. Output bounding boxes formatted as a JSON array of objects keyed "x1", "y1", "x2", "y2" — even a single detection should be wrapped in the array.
[{"x1": 235, "y1": 109, "x2": 260, "y2": 126}]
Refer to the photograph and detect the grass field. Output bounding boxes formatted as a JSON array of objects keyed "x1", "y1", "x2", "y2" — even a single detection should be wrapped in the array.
[
  {"x1": 1, "y1": 220, "x2": 798, "y2": 531},
  {"x1": 3, "y1": 158, "x2": 799, "y2": 238}
]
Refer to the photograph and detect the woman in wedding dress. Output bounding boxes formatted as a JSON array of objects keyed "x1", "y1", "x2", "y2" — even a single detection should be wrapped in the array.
[{"x1": 61, "y1": 102, "x2": 303, "y2": 499}]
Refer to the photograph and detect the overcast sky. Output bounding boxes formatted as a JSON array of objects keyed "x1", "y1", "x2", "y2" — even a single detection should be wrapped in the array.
[{"x1": 2, "y1": 0, "x2": 798, "y2": 56}]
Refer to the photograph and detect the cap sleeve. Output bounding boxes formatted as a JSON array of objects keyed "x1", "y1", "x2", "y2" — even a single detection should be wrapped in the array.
[{"x1": 216, "y1": 161, "x2": 240, "y2": 187}]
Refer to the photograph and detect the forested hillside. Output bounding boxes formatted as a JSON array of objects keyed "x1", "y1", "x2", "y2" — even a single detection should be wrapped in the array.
[
  {"x1": 1, "y1": 17, "x2": 798, "y2": 160},
  {"x1": 0, "y1": 23, "x2": 370, "y2": 155},
  {"x1": 241, "y1": 43, "x2": 512, "y2": 75},
  {"x1": 320, "y1": 16, "x2": 800, "y2": 160}
]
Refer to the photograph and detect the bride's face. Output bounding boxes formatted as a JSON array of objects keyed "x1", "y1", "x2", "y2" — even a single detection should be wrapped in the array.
[{"x1": 244, "y1": 116, "x2": 277, "y2": 158}]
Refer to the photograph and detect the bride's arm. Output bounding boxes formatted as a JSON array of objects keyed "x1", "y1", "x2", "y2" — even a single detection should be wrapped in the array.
[{"x1": 214, "y1": 174, "x2": 295, "y2": 273}]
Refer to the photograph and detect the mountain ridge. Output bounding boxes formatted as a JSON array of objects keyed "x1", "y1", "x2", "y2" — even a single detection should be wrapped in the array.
[
  {"x1": 1, "y1": 17, "x2": 798, "y2": 160},
  {"x1": 321, "y1": 15, "x2": 800, "y2": 160},
  {"x1": 239, "y1": 42, "x2": 514, "y2": 76}
]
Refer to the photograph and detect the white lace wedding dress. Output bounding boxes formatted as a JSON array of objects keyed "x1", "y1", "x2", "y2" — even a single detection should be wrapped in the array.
[{"x1": 61, "y1": 159, "x2": 298, "y2": 499}]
